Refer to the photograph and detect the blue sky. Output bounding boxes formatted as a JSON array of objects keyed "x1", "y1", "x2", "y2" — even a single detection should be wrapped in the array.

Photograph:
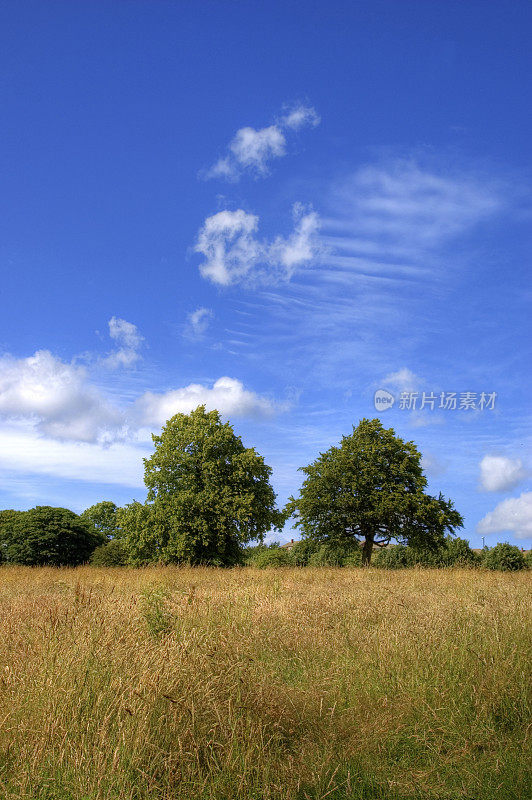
[{"x1": 1, "y1": 0, "x2": 531, "y2": 546}]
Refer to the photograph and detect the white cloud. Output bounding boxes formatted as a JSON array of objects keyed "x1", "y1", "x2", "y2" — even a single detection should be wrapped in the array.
[
  {"x1": 0, "y1": 350, "x2": 124, "y2": 443},
  {"x1": 194, "y1": 205, "x2": 320, "y2": 286},
  {"x1": 229, "y1": 125, "x2": 286, "y2": 174},
  {"x1": 203, "y1": 104, "x2": 319, "y2": 180},
  {"x1": 479, "y1": 455, "x2": 526, "y2": 492},
  {"x1": 279, "y1": 104, "x2": 321, "y2": 130},
  {"x1": 185, "y1": 307, "x2": 214, "y2": 339},
  {"x1": 135, "y1": 377, "x2": 276, "y2": 427},
  {"x1": 0, "y1": 422, "x2": 145, "y2": 487},
  {"x1": 477, "y1": 492, "x2": 532, "y2": 540},
  {"x1": 103, "y1": 316, "x2": 144, "y2": 368},
  {"x1": 270, "y1": 203, "x2": 321, "y2": 276},
  {"x1": 383, "y1": 367, "x2": 423, "y2": 393},
  {"x1": 327, "y1": 162, "x2": 501, "y2": 250},
  {"x1": 195, "y1": 209, "x2": 260, "y2": 285}
]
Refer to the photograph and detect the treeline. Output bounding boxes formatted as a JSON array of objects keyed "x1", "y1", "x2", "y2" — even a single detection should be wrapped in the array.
[
  {"x1": 0, "y1": 407, "x2": 528, "y2": 570},
  {"x1": 0, "y1": 502, "x2": 528, "y2": 571},
  {"x1": 244, "y1": 538, "x2": 531, "y2": 571}
]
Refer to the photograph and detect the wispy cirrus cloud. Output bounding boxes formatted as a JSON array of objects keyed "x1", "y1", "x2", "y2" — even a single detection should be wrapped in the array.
[
  {"x1": 383, "y1": 367, "x2": 424, "y2": 393},
  {"x1": 214, "y1": 158, "x2": 508, "y2": 394},
  {"x1": 202, "y1": 103, "x2": 320, "y2": 181},
  {"x1": 194, "y1": 203, "x2": 320, "y2": 286}
]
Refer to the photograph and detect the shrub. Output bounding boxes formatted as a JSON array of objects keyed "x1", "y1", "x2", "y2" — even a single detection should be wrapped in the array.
[
  {"x1": 372, "y1": 545, "x2": 413, "y2": 569},
  {"x1": 343, "y1": 548, "x2": 363, "y2": 567},
  {"x1": 440, "y1": 536, "x2": 480, "y2": 567},
  {"x1": 90, "y1": 539, "x2": 129, "y2": 567},
  {"x1": 482, "y1": 543, "x2": 526, "y2": 571},
  {"x1": 253, "y1": 547, "x2": 292, "y2": 568},
  {"x1": 308, "y1": 541, "x2": 362, "y2": 567},
  {"x1": 525, "y1": 550, "x2": 532, "y2": 569},
  {"x1": 288, "y1": 538, "x2": 320, "y2": 566},
  {"x1": 372, "y1": 537, "x2": 480, "y2": 569}
]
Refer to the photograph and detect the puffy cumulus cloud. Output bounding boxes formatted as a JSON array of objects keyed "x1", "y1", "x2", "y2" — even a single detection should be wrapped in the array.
[
  {"x1": 0, "y1": 347, "x2": 285, "y2": 459},
  {"x1": 203, "y1": 104, "x2": 319, "y2": 181},
  {"x1": 185, "y1": 307, "x2": 214, "y2": 339},
  {"x1": 195, "y1": 209, "x2": 260, "y2": 285},
  {"x1": 479, "y1": 455, "x2": 527, "y2": 492},
  {"x1": 135, "y1": 377, "x2": 276, "y2": 427},
  {"x1": 103, "y1": 316, "x2": 144, "y2": 368},
  {"x1": 0, "y1": 350, "x2": 124, "y2": 443},
  {"x1": 477, "y1": 492, "x2": 532, "y2": 540},
  {"x1": 194, "y1": 205, "x2": 320, "y2": 286},
  {"x1": 229, "y1": 125, "x2": 286, "y2": 174},
  {"x1": 269, "y1": 204, "x2": 321, "y2": 276}
]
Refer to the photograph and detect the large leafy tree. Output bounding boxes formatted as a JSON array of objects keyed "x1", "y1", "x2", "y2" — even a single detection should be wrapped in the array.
[
  {"x1": 0, "y1": 506, "x2": 104, "y2": 566},
  {"x1": 80, "y1": 501, "x2": 121, "y2": 540},
  {"x1": 121, "y1": 406, "x2": 283, "y2": 565},
  {"x1": 286, "y1": 418, "x2": 463, "y2": 566}
]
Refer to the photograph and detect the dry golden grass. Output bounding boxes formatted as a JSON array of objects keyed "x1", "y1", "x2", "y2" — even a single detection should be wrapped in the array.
[{"x1": 0, "y1": 566, "x2": 530, "y2": 799}]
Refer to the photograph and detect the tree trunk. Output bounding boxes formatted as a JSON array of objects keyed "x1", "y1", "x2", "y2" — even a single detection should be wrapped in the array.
[{"x1": 361, "y1": 533, "x2": 374, "y2": 566}]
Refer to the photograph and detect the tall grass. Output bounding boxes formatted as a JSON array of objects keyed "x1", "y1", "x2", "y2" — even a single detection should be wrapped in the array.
[{"x1": 0, "y1": 566, "x2": 529, "y2": 799}]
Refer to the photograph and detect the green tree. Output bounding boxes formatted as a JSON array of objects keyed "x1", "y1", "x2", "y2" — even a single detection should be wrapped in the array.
[
  {"x1": 122, "y1": 406, "x2": 283, "y2": 565},
  {"x1": 0, "y1": 506, "x2": 104, "y2": 566},
  {"x1": 482, "y1": 542, "x2": 526, "y2": 571},
  {"x1": 80, "y1": 501, "x2": 121, "y2": 540},
  {"x1": 286, "y1": 418, "x2": 463, "y2": 566}
]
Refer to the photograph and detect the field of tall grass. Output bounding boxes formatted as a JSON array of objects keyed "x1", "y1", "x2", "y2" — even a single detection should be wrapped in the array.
[{"x1": 0, "y1": 566, "x2": 529, "y2": 799}]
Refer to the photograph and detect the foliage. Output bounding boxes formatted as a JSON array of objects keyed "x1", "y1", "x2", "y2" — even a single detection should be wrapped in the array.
[
  {"x1": 288, "y1": 537, "x2": 321, "y2": 566},
  {"x1": 121, "y1": 406, "x2": 283, "y2": 565},
  {"x1": 90, "y1": 538, "x2": 129, "y2": 566},
  {"x1": 439, "y1": 536, "x2": 480, "y2": 567},
  {"x1": 308, "y1": 540, "x2": 362, "y2": 567},
  {"x1": 482, "y1": 542, "x2": 527, "y2": 571},
  {"x1": 0, "y1": 506, "x2": 104, "y2": 566},
  {"x1": 80, "y1": 501, "x2": 121, "y2": 540},
  {"x1": 117, "y1": 501, "x2": 166, "y2": 566},
  {"x1": 526, "y1": 550, "x2": 532, "y2": 569},
  {"x1": 372, "y1": 544, "x2": 414, "y2": 569},
  {"x1": 242, "y1": 541, "x2": 282, "y2": 565},
  {"x1": 252, "y1": 546, "x2": 292, "y2": 568},
  {"x1": 373, "y1": 537, "x2": 480, "y2": 569},
  {"x1": 0, "y1": 510, "x2": 22, "y2": 563},
  {"x1": 286, "y1": 418, "x2": 463, "y2": 565}
]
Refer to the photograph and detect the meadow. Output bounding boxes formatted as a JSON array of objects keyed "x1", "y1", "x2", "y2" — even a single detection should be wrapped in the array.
[{"x1": 0, "y1": 566, "x2": 530, "y2": 800}]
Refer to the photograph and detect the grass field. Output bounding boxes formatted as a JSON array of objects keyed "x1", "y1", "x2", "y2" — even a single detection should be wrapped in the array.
[{"x1": 0, "y1": 566, "x2": 530, "y2": 800}]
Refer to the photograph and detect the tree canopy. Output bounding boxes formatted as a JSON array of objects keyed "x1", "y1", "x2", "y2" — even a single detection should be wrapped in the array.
[
  {"x1": 286, "y1": 418, "x2": 463, "y2": 565},
  {"x1": 121, "y1": 405, "x2": 283, "y2": 565},
  {"x1": 80, "y1": 501, "x2": 121, "y2": 540},
  {"x1": 0, "y1": 506, "x2": 104, "y2": 566}
]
